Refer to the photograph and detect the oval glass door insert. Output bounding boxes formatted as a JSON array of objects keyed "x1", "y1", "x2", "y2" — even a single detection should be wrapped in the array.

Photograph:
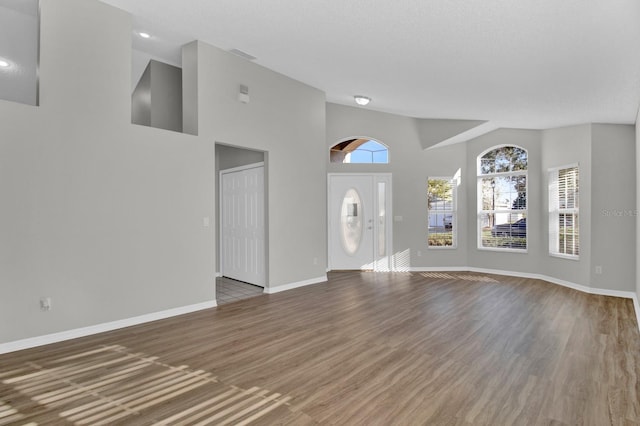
[{"x1": 340, "y1": 188, "x2": 363, "y2": 255}]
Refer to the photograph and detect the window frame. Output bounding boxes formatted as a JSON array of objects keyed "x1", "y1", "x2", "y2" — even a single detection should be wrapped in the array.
[
  {"x1": 427, "y1": 176, "x2": 458, "y2": 249},
  {"x1": 548, "y1": 164, "x2": 579, "y2": 260},
  {"x1": 477, "y1": 145, "x2": 528, "y2": 253}
]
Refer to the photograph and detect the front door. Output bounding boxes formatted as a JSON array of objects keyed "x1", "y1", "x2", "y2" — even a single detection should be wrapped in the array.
[{"x1": 328, "y1": 174, "x2": 392, "y2": 270}]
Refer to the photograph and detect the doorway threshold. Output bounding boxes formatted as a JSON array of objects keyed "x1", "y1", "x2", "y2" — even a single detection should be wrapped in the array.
[{"x1": 216, "y1": 277, "x2": 264, "y2": 305}]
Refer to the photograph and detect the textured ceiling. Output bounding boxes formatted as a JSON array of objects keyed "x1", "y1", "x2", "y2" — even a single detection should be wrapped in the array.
[{"x1": 104, "y1": 0, "x2": 640, "y2": 129}]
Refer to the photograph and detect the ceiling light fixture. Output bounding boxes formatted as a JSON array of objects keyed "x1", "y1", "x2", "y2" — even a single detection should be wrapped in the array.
[
  {"x1": 0, "y1": 59, "x2": 9, "y2": 68},
  {"x1": 138, "y1": 32, "x2": 151, "y2": 39},
  {"x1": 354, "y1": 95, "x2": 371, "y2": 106}
]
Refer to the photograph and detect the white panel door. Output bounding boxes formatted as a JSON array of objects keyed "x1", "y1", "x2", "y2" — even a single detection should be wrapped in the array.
[
  {"x1": 221, "y1": 165, "x2": 265, "y2": 286},
  {"x1": 329, "y1": 174, "x2": 392, "y2": 270}
]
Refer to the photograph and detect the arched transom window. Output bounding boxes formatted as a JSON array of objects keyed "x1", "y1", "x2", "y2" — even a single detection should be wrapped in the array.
[
  {"x1": 477, "y1": 145, "x2": 528, "y2": 251},
  {"x1": 330, "y1": 138, "x2": 389, "y2": 164}
]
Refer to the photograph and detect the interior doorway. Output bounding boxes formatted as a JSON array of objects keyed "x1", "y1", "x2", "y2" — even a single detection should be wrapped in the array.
[
  {"x1": 216, "y1": 144, "x2": 267, "y2": 289},
  {"x1": 328, "y1": 173, "x2": 392, "y2": 271}
]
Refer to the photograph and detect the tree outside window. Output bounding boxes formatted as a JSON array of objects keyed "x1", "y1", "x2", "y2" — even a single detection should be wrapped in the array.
[
  {"x1": 428, "y1": 177, "x2": 456, "y2": 248},
  {"x1": 478, "y1": 146, "x2": 528, "y2": 250}
]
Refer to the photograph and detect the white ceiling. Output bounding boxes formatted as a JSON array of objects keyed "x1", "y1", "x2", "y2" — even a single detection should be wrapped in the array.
[{"x1": 108, "y1": 1, "x2": 640, "y2": 128}]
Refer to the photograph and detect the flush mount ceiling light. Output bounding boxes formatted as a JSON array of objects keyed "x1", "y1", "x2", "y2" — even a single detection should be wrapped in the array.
[
  {"x1": 0, "y1": 59, "x2": 9, "y2": 68},
  {"x1": 138, "y1": 31, "x2": 151, "y2": 39},
  {"x1": 354, "y1": 95, "x2": 371, "y2": 106}
]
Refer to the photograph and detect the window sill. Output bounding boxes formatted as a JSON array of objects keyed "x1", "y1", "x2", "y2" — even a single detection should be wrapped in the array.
[
  {"x1": 477, "y1": 247, "x2": 528, "y2": 254},
  {"x1": 549, "y1": 253, "x2": 580, "y2": 261}
]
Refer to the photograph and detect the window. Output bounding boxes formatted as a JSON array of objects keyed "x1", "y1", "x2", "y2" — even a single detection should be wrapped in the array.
[
  {"x1": 477, "y1": 146, "x2": 527, "y2": 250},
  {"x1": 428, "y1": 177, "x2": 457, "y2": 248},
  {"x1": 330, "y1": 138, "x2": 388, "y2": 163},
  {"x1": 549, "y1": 165, "x2": 579, "y2": 258}
]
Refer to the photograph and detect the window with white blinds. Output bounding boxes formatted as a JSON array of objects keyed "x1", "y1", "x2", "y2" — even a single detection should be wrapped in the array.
[{"x1": 549, "y1": 165, "x2": 579, "y2": 258}]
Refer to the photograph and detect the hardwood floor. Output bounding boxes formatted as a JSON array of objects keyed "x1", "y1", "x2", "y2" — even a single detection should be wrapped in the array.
[{"x1": 1, "y1": 271, "x2": 639, "y2": 425}]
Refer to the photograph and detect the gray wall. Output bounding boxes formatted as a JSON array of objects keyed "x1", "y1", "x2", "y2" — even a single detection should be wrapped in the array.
[
  {"x1": 131, "y1": 62, "x2": 151, "y2": 126},
  {"x1": 149, "y1": 60, "x2": 183, "y2": 133},
  {"x1": 194, "y1": 41, "x2": 327, "y2": 288},
  {"x1": 182, "y1": 42, "x2": 198, "y2": 136},
  {"x1": 0, "y1": 0, "x2": 214, "y2": 343},
  {"x1": 541, "y1": 124, "x2": 592, "y2": 286},
  {"x1": 637, "y1": 108, "x2": 640, "y2": 302},
  {"x1": 131, "y1": 60, "x2": 183, "y2": 133},
  {"x1": 0, "y1": 0, "x2": 326, "y2": 344},
  {"x1": 216, "y1": 144, "x2": 264, "y2": 171},
  {"x1": 591, "y1": 124, "x2": 635, "y2": 291}
]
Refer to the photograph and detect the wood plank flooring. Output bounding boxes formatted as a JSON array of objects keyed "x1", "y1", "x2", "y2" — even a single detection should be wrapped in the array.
[{"x1": 1, "y1": 271, "x2": 639, "y2": 425}]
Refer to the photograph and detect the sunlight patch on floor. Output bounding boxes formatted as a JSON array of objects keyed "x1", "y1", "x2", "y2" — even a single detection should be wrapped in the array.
[
  {"x1": 420, "y1": 272, "x2": 500, "y2": 283},
  {"x1": 0, "y1": 399, "x2": 27, "y2": 425},
  {"x1": 2, "y1": 344, "x2": 290, "y2": 425}
]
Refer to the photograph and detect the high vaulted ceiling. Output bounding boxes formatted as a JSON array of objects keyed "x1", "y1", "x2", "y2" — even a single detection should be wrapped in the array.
[{"x1": 102, "y1": 0, "x2": 640, "y2": 130}]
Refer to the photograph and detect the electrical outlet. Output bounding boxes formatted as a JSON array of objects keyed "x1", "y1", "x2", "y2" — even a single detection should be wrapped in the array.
[
  {"x1": 40, "y1": 297, "x2": 52, "y2": 311},
  {"x1": 595, "y1": 265, "x2": 603, "y2": 275},
  {"x1": 313, "y1": 257, "x2": 318, "y2": 265},
  {"x1": 417, "y1": 250, "x2": 422, "y2": 257}
]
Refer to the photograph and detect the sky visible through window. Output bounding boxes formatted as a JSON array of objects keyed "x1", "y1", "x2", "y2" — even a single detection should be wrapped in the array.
[{"x1": 348, "y1": 140, "x2": 388, "y2": 163}]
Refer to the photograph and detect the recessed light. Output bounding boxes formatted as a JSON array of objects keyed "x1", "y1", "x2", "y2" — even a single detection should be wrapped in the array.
[
  {"x1": 0, "y1": 60, "x2": 9, "y2": 68},
  {"x1": 354, "y1": 95, "x2": 371, "y2": 106},
  {"x1": 138, "y1": 32, "x2": 151, "y2": 39}
]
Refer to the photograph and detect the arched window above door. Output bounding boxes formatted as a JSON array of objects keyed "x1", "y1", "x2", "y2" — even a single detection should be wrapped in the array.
[{"x1": 330, "y1": 138, "x2": 389, "y2": 164}]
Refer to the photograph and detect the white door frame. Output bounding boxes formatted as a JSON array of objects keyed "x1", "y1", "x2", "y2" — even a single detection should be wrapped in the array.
[
  {"x1": 219, "y1": 161, "x2": 266, "y2": 286},
  {"x1": 327, "y1": 173, "x2": 393, "y2": 271}
]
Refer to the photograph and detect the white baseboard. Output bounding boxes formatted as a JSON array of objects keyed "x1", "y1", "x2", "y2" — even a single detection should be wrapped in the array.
[
  {"x1": 411, "y1": 266, "x2": 640, "y2": 331},
  {"x1": 412, "y1": 266, "x2": 637, "y2": 298},
  {"x1": 265, "y1": 275, "x2": 327, "y2": 294},
  {"x1": 469, "y1": 267, "x2": 636, "y2": 298},
  {"x1": 3, "y1": 270, "x2": 638, "y2": 354},
  {"x1": 0, "y1": 300, "x2": 217, "y2": 355}
]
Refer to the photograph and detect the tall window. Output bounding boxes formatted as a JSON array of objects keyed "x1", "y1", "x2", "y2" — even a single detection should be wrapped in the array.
[
  {"x1": 549, "y1": 165, "x2": 579, "y2": 258},
  {"x1": 428, "y1": 177, "x2": 456, "y2": 248},
  {"x1": 477, "y1": 146, "x2": 527, "y2": 250}
]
